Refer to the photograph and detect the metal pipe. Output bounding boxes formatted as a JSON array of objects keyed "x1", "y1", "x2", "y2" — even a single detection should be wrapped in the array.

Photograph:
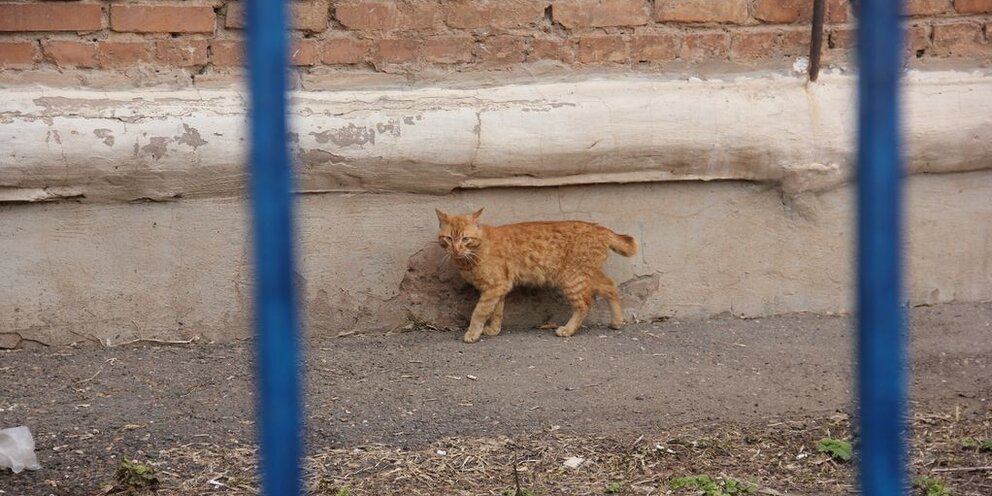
[
  {"x1": 855, "y1": 0, "x2": 907, "y2": 494},
  {"x1": 245, "y1": 0, "x2": 303, "y2": 495},
  {"x1": 809, "y1": 0, "x2": 826, "y2": 81}
]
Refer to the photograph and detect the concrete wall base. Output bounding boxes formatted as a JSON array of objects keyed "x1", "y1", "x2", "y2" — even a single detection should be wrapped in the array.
[{"x1": 2, "y1": 171, "x2": 990, "y2": 347}]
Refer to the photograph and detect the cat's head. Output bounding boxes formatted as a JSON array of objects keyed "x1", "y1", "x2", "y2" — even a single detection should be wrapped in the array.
[{"x1": 435, "y1": 208, "x2": 485, "y2": 260}]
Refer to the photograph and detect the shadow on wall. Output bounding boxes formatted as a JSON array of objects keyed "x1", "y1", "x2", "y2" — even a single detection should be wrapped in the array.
[{"x1": 396, "y1": 243, "x2": 661, "y2": 331}]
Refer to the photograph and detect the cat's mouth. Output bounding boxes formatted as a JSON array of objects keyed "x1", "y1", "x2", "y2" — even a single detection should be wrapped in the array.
[{"x1": 453, "y1": 251, "x2": 478, "y2": 262}]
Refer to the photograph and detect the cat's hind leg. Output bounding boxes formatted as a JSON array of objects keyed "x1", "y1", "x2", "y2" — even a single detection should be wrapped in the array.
[
  {"x1": 593, "y1": 269, "x2": 625, "y2": 329},
  {"x1": 483, "y1": 296, "x2": 505, "y2": 336},
  {"x1": 465, "y1": 285, "x2": 510, "y2": 343},
  {"x1": 556, "y1": 277, "x2": 592, "y2": 338}
]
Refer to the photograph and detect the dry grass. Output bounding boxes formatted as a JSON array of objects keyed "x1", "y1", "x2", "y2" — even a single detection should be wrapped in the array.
[{"x1": 132, "y1": 410, "x2": 992, "y2": 496}]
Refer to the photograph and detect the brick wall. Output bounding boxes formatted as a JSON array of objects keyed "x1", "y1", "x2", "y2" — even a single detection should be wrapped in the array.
[{"x1": 0, "y1": 1, "x2": 990, "y2": 81}]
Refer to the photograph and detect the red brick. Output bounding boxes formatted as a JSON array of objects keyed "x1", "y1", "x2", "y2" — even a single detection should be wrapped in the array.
[
  {"x1": 830, "y1": 25, "x2": 927, "y2": 53},
  {"x1": 226, "y1": 1, "x2": 329, "y2": 32},
  {"x1": 630, "y1": 32, "x2": 679, "y2": 62},
  {"x1": 578, "y1": 35, "x2": 628, "y2": 63},
  {"x1": 321, "y1": 36, "x2": 371, "y2": 64},
  {"x1": 751, "y1": 0, "x2": 850, "y2": 23},
  {"x1": 0, "y1": 41, "x2": 37, "y2": 67},
  {"x1": 43, "y1": 40, "x2": 97, "y2": 68},
  {"x1": 156, "y1": 39, "x2": 209, "y2": 67},
  {"x1": 828, "y1": 27, "x2": 856, "y2": 49},
  {"x1": 446, "y1": 0, "x2": 546, "y2": 29},
  {"x1": 730, "y1": 28, "x2": 809, "y2": 59},
  {"x1": 754, "y1": 0, "x2": 810, "y2": 23},
  {"x1": 374, "y1": 38, "x2": 419, "y2": 63},
  {"x1": 98, "y1": 42, "x2": 153, "y2": 67},
  {"x1": 906, "y1": 24, "x2": 931, "y2": 53},
  {"x1": 0, "y1": 3, "x2": 102, "y2": 32},
  {"x1": 655, "y1": 0, "x2": 749, "y2": 24},
  {"x1": 207, "y1": 39, "x2": 322, "y2": 67},
  {"x1": 827, "y1": 0, "x2": 850, "y2": 22},
  {"x1": 290, "y1": 39, "x2": 320, "y2": 65},
  {"x1": 955, "y1": 0, "x2": 992, "y2": 13},
  {"x1": 682, "y1": 31, "x2": 730, "y2": 61},
  {"x1": 529, "y1": 37, "x2": 576, "y2": 63},
  {"x1": 111, "y1": 5, "x2": 216, "y2": 34},
  {"x1": 932, "y1": 21, "x2": 990, "y2": 57},
  {"x1": 417, "y1": 36, "x2": 473, "y2": 64},
  {"x1": 211, "y1": 40, "x2": 244, "y2": 66},
  {"x1": 475, "y1": 35, "x2": 526, "y2": 66},
  {"x1": 553, "y1": 0, "x2": 650, "y2": 28},
  {"x1": 335, "y1": 1, "x2": 439, "y2": 31},
  {"x1": 906, "y1": 0, "x2": 951, "y2": 16}
]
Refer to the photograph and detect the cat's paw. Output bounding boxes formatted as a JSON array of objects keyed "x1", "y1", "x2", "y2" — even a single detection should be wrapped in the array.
[
  {"x1": 463, "y1": 331, "x2": 482, "y2": 343},
  {"x1": 482, "y1": 324, "x2": 502, "y2": 336},
  {"x1": 555, "y1": 326, "x2": 576, "y2": 338},
  {"x1": 609, "y1": 320, "x2": 624, "y2": 330}
]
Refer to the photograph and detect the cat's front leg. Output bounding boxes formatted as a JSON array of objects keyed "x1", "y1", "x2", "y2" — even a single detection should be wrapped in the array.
[
  {"x1": 482, "y1": 297, "x2": 506, "y2": 336},
  {"x1": 464, "y1": 288, "x2": 507, "y2": 343}
]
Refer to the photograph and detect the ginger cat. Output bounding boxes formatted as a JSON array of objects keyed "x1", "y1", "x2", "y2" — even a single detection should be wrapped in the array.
[{"x1": 435, "y1": 208, "x2": 638, "y2": 343}]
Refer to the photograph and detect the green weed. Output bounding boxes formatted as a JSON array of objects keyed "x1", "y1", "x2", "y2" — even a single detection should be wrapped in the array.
[
  {"x1": 913, "y1": 477, "x2": 950, "y2": 496},
  {"x1": 816, "y1": 438, "x2": 853, "y2": 462},
  {"x1": 114, "y1": 457, "x2": 160, "y2": 489},
  {"x1": 670, "y1": 474, "x2": 756, "y2": 495}
]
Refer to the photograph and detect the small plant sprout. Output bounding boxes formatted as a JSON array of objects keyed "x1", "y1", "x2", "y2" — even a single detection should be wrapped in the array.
[
  {"x1": 815, "y1": 438, "x2": 853, "y2": 462},
  {"x1": 605, "y1": 481, "x2": 624, "y2": 493},
  {"x1": 671, "y1": 475, "x2": 720, "y2": 495},
  {"x1": 670, "y1": 474, "x2": 756, "y2": 496},
  {"x1": 114, "y1": 457, "x2": 160, "y2": 489},
  {"x1": 913, "y1": 477, "x2": 950, "y2": 496}
]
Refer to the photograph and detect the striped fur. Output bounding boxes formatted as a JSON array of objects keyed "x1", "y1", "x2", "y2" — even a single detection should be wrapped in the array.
[{"x1": 436, "y1": 208, "x2": 637, "y2": 343}]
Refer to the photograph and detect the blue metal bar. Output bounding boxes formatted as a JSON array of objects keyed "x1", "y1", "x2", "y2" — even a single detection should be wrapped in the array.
[
  {"x1": 856, "y1": 0, "x2": 906, "y2": 494},
  {"x1": 245, "y1": 0, "x2": 302, "y2": 495}
]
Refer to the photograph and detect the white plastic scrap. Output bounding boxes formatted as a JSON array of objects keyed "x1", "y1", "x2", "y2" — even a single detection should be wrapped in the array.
[
  {"x1": 0, "y1": 426, "x2": 42, "y2": 473},
  {"x1": 563, "y1": 456, "x2": 585, "y2": 469}
]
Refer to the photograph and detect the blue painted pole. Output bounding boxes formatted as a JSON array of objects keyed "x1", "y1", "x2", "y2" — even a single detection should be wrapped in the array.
[
  {"x1": 856, "y1": 0, "x2": 906, "y2": 494},
  {"x1": 245, "y1": 0, "x2": 302, "y2": 495}
]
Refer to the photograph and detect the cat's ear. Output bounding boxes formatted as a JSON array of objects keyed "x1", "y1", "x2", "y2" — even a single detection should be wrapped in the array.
[
  {"x1": 471, "y1": 208, "x2": 484, "y2": 222},
  {"x1": 435, "y1": 208, "x2": 449, "y2": 225}
]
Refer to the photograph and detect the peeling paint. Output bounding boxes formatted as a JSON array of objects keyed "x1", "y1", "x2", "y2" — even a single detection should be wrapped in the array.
[
  {"x1": 176, "y1": 124, "x2": 208, "y2": 150},
  {"x1": 310, "y1": 123, "x2": 376, "y2": 147},
  {"x1": 94, "y1": 128, "x2": 115, "y2": 147},
  {"x1": 33, "y1": 96, "x2": 119, "y2": 114},
  {"x1": 375, "y1": 119, "x2": 401, "y2": 137},
  {"x1": 299, "y1": 149, "x2": 347, "y2": 165},
  {"x1": 0, "y1": 187, "x2": 84, "y2": 203},
  {"x1": 2, "y1": 73, "x2": 991, "y2": 204},
  {"x1": 45, "y1": 129, "x2": 62, "y2": 145},
  {"x1": 141, "y1": 137, "x2": 171, "y2": 160},
  {"x1": 620, "y1": 274, "x2": 661, "y2": 307},
  {"x1": 0, "y1": 333, "x2": 22, "y2": 349}
]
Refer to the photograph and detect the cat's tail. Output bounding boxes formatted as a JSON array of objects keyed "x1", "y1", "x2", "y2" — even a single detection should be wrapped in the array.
[{"x1": 607, "y1": 230, "x2": 638, "y2": 257}]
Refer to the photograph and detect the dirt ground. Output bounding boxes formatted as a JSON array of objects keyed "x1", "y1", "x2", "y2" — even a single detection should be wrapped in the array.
[{"x1": 1, "y1": 302, "x2": 991, "y2": 496}]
